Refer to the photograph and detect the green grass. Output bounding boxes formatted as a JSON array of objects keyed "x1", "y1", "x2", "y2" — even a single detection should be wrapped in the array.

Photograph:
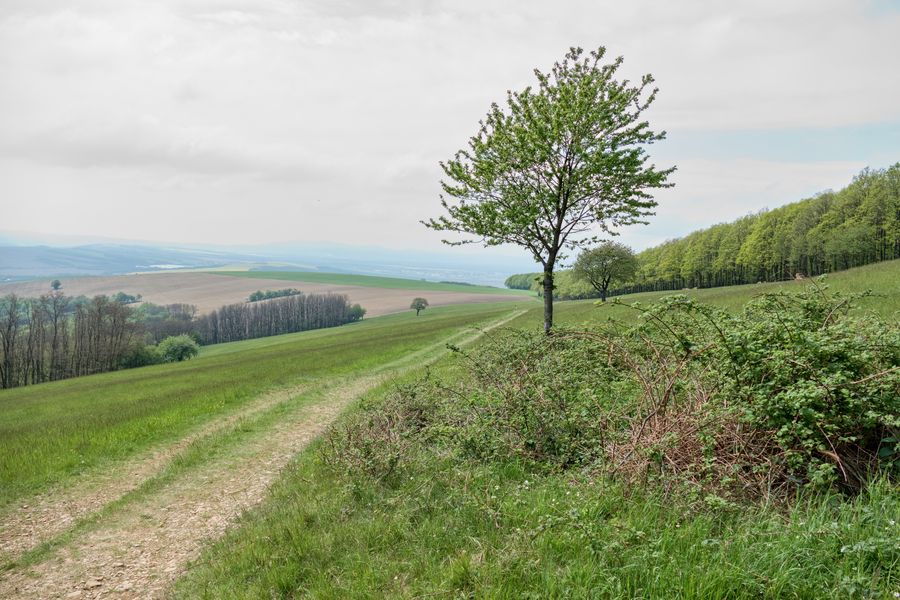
[
  {"x1": 174, "y1": 363, "x2": 900, "y2": 599},
  {"x1": 171, "y1": 259, "x2": 900, "y2": 599},
  {"x1": 212, "y1": 270, "x2": 531, "y2": 295},
  {"x1": 0, "y1": 302, "x2": 527, "y2": 509},
  {"x1": 508, "y1": 259, "x2": 900, "y2": 329}
]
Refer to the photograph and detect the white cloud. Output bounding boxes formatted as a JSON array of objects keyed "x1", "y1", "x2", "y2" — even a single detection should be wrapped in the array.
[{"x1": 0, "y1": 0, "x2": 896, "y2": 252}]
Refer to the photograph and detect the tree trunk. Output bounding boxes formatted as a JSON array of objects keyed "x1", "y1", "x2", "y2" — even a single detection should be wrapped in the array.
[
  {"x1": 600, "y1": 287, "x2": 607, "y2": 302},
  {"x1": 542, "y1": 269, "x2": 554, "y2": 334}
]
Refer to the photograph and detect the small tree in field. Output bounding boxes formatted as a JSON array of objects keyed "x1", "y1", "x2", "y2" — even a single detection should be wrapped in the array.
[
  {"x1": 572, "y1": 241, "x2": 639, "y2": 302},
  {"x1": 424, "y1": 46, "x2": 674, "y2": 333},
  {"x1": 410, "y1": 298, "x2": 429, "y2": 316},
  {"x1": 50, "y1": 279, "x2": 62, "y2": 291}
]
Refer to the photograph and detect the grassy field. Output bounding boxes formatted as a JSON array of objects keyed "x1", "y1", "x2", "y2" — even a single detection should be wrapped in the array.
[
  {"x1": 0, "y1": 302, "x2": 526, "y2": 509},
  {"x1": 2, "y1": 261, "x2": 896, "y2": 597},
  {"x1": 171, "y1": 260, "x2": 900, "y2": 599},
  {"x1": 216, "y1": 270, "x2": 531, "y2": 295},
  {"x1": 508, "y1": 258, "x2": 900, "y2": 329}
]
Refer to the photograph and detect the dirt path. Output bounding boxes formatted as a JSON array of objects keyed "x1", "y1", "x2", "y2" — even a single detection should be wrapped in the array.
[
  {"x1": 0, "y1": 379, "x2": 316, "y2": 563},
  {"x1": 0, "y1": 310, "x2": 525, "y2": 599}
]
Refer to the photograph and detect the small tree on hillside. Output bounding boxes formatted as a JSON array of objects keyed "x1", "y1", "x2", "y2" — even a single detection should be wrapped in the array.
[
  {"x1": 50, "y1": 279, "x2": 62, "y2": 291},
  {"x1": 157, "y1": 334, "x2": 200, "y2": 362},
  {"x1": 572, "y1": 241, "x2": 639, "y2": 301},
  {"x1": 410, "y1": 298, "x2": 429, "y2": 316},
  {"x1": 424, "y1": 46, "x2": 674, "y2": 333}
]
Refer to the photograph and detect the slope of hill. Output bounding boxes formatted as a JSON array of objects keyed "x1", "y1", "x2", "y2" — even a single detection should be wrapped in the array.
[
  {"x1": 1, "y1": 262, "x2": 895, "y2": 599},
  {"x1": 170, "y1": 262, "x2": 899, "y2": 599},
  {"x1": 518, "y1": 258, "x2": 900, "y2": 328}
]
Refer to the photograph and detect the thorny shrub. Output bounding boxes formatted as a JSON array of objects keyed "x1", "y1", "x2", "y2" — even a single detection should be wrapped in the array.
[{"x1": 321, "y1": 285, "x2": 899, "y2": 502}]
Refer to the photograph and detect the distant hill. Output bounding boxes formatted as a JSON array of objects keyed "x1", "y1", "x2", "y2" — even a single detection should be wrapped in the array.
[
  {"x1": 0, "y1": 235, "x2": 534, "y2": 287},
  {"x1": 0, "y1": 244, "x2": 253, "y2": 280}
]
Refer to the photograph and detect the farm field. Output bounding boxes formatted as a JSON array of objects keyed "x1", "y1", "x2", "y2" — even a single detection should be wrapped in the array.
[
  {"x1": 0, "y1": 301, "x2": 528, "y2": 598},
  {"x1": 0, "y1": 271, "x2": 528, "y2": 316},
  {"x1": 220, "y1": 270, "x2": 531, "y2": 294}
]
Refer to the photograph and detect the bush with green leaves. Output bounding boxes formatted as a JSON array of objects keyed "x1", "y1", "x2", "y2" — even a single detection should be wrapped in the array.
[
  {"x1": 348, "y1": 304, "x2": 366, "y2": 322},
  {"x1": 323, "y1": 285, "x2": 898, "y2": 502},
  {"x1": 157, "y1": 334, "x2": 200, "y2": 363},
  {"x1": 119, "y1": 344, "x2": 162, "y2": 368},
  {"x1": 604, "y1": 286, "x2": 899, "y2": 494}
]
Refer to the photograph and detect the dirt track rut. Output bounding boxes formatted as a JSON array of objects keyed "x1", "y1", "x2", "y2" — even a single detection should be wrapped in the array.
[{"x1": 0, "y1": 310, "x2": 525, "y2": 599}]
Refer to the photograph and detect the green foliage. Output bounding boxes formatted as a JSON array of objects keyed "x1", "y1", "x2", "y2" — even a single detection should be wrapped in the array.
[
  {"x1": 247, "y1": 288, "x2": 300, "y2": 302},
  {"x1": 330, "y1": 286, "x2": 899, "y2": 498},
  {"x1": 118, "y1": 344, "x2": 162, "y2": 369},
  {"x1": 347, "y1": 303, "x2": 366, "y2": 322},
  {"x1": 571, "y1": 241, "x2": 638, "y2": 300},
  {"x1": 50, "y1": 280, "x2": 61, "y2": 291},
  {"x1": 506, "y1": 164, "x2": 900, "y2": 298},
  {"x1": 632, "y1": 164, "x2": 900, "y2": 292},
  {"x1": 112, "y1": 291, "x2": 142, "y2": 304},
  {"x1": 504, "y1": 273, "x2": 539, "y2": 290},
  {"x1": 157, "y1": 335, "x2": 200, "y2": 363},
  {"x1": 425, "y1": 46, "x2": 673, "y2": 331},
  {"x1": 706, "y1": 290, "x2": 898, "y2": 486},
  {"x1": 410, "y1": 297, "x2": 429, "y2": 315}
]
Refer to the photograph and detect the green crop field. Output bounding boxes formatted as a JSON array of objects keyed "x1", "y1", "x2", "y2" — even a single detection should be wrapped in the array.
[
  {"x1": 215, "y1": 270, "x2": 531, "y2": 295},
  {"x1": 0, "y1": 302, "x2": 526, "y2": 510}
]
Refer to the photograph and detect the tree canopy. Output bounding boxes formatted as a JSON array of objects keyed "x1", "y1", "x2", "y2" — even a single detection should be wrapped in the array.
[
  {"x1": 425, "y1": 46, "x2": 673, "y2": 332},
  {"x1": 410, "y1": 298, "x2": 429, "y2": 316},
  {"x1": 508, "y1": 164, "x2": 900, "y2": 300},
  {"x1": 571, "y1": 241, "x2": 638, "y2": 301}
]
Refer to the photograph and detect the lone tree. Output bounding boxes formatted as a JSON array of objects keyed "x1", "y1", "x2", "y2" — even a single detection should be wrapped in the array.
[
  {"x1": 572, "y1": 241, "x2": 639, "y2": 302},
  {"x1": 50, "y1": 279, "x2": 62, "y2": 291},
  {"x1": 424, "y1": 46, "x2": 674, "y2": 333},
  {"x1": 410, "y1": 297, "x2": 429, "y2": 316}
]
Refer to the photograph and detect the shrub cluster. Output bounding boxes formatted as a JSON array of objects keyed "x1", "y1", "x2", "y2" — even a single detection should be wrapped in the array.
[{"x1": 322, "y1": 286, "x2": 899, "y2": 502}]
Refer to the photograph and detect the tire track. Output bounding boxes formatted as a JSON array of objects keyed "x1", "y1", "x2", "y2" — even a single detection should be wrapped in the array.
[{"x1": 0, "y1": 310, "x2": 525, "y2": 599}]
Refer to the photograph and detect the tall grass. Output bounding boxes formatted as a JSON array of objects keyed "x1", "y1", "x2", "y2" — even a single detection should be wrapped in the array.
[{"x1": 174, "y1": 394, "x2": 899, "y2": 599}]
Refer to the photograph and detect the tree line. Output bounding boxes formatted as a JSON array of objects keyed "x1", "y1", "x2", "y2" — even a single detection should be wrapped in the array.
[
  {"x1": 0, "y1": 290, "x2": 366, "y2": 389},
  {"x1": 194, "y1": 293, "x2": 365, "y2": 345},
  {"x1": 0, "y1": 293, "x2": 141, "y2": 388},
  {"x1": 248, "y1": 288, "x2": 301, "y2": 302},
  {"x1": 507, "y1": 164, "x2": 900, "y2": 299}
]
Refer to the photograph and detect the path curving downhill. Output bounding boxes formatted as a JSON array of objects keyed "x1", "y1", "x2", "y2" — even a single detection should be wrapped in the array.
[{"x1": 0, "y1": 310, "x2": 525, "y2": 599}]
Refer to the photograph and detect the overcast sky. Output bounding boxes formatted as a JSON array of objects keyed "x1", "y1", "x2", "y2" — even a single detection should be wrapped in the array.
[{"x1": 2, "y1": 0, "x2": 898, "y2": 264}]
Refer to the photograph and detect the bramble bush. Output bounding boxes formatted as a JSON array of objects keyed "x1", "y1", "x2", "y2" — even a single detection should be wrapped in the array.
[{"x1": 322, "y1": 285, "x2": 898, "y2": 502}]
